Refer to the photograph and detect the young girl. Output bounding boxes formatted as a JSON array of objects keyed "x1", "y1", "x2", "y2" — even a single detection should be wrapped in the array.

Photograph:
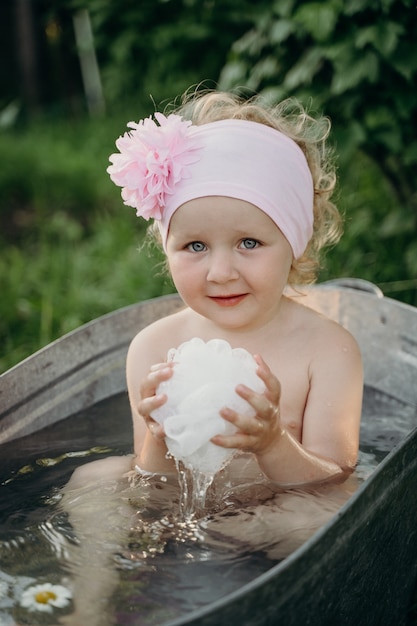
[
  {"x1": 105, "y1": 90, "x2": 363, "y2": 488},
  {"x1": 60, "y1": 91, "x2": 363, "y2": 625}
]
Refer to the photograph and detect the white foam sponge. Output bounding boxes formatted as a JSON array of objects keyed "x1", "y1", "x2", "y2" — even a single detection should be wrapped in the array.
[{"x1": 151, "y1": 338, "x2": 265, "y2": 475}]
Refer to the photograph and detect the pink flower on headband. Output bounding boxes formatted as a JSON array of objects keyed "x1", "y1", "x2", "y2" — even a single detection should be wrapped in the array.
[{"x1": 107, "y1": 113, "x2": 201, "y2": 220}]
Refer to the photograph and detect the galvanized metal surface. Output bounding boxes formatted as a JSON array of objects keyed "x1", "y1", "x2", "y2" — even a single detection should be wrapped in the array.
[
  {"x1": 164, "y1": 426, "x2": 417, "y2": 626},
  {"x1": 1, "y1": 281, "x2": 417, "y2": 625},
  {"x1": 0, "y1": 294, "x2": 184, "y2": 443}
]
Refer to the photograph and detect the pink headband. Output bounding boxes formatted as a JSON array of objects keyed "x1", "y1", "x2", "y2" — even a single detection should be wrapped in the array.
[{"x1": 107, "y1": 113, "x2": 313, "y2": 258}]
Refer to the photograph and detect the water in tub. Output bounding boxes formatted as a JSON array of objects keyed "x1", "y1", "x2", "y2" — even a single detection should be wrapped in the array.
[{"x1": 0, "y1": 341, "x2": 414, "y2": 625}]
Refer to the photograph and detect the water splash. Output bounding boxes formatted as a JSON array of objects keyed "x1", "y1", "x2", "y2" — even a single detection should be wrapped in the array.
[{"x1": 176, "y1": 459, "x2": 215, "y2": 520}]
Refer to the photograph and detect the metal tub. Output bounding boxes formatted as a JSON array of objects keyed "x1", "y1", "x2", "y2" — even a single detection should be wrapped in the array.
[{"x1": 1, "y1": 281, "x2": 417, "y2": 625}]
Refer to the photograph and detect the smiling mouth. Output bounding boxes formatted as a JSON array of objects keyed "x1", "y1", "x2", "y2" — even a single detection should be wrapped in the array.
[{"x1": 208, "y1": 294, "x2": 248, "y2": 307}]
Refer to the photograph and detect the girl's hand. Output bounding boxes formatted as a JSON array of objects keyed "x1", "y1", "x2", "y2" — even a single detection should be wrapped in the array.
[
  {"x1": 137, "y1": 362, "x2": 174, "y2": 440},
  {"x1": 211, "y1": 355, "x2": 283, "y2": 454}
]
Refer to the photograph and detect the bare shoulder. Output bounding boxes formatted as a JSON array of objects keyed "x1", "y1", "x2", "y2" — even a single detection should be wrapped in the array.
[
  {"x1": 127, "y1": 306, "x2": 193, "y2": 365},
  {"x1": 126, "y1": 307, "x2": 193, "y2": 419},
  {"x1": 295, "y1": 296, "x2": 360, "y2": 342},
  {"x1": 286, "y1": 296, "x2": 363, "y2": 371},
  {"x1": 290, "y1": 297, "x2": 363, "y2": 469}
]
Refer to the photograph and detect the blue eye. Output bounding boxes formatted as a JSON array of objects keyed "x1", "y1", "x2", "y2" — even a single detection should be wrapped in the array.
[
  {"x1": 240, "y1": 238, "x2": 258, "y2": 249},
  {"x1": 187, "y1": 241, "x2": 206, "y2": 252}
]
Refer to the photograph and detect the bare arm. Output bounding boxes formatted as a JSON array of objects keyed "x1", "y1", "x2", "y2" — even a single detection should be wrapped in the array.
[
  {"x1": 126, "y1": 323, "x2": 177, "y2": 473},
  {"x1": 213, "y1": 326, "x2": 363, "y2": 486}
]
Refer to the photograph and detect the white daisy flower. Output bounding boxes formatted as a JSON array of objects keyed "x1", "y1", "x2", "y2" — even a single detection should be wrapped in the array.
[{"x1": 20, "y1": 583, "x2": 72, "y2": 613}]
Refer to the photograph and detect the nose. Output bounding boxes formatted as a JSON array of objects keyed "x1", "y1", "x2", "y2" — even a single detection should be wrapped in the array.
[{"x1": 206, "y1": 250, "x2": 239, "y2": 283}]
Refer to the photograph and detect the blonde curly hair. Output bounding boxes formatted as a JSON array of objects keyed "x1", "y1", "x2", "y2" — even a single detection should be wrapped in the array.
[{"x1": 149, "y1": 89, "x2": 342, "y2": 286}]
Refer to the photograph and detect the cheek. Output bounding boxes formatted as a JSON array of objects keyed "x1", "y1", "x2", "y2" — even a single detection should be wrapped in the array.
[
  {"x1": 254, "y1": 254, "x2": 293, "y2": 292},
  {"x1": 168, "y1": 258, "x2": 200, "y2": 293},
  {"x1": 274, "y1": 248, "x2": 293, "y2": 275}
]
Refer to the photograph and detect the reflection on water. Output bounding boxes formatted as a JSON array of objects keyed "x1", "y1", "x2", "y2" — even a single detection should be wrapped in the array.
[{"x1": 0, "y1": 386, "x2": 415, "y2": 625}]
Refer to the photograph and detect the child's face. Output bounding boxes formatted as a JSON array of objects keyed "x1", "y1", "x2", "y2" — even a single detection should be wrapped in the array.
[{"x1": 165, "y1": 196, "x2": 293, "y2": 332}]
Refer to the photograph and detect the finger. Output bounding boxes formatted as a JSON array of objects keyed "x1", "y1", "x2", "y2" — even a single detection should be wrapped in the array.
[
  {"x1": 211, "y1": 430, "x2": 262, "y2": 451},
  {"x1": 138, "y1": 392, "x2": 167, "y2": 418},
  {"x1": 139, "y1": 364, "x2": 174, "y2": 398},
  {"x1": 138, "y1": 400, "x2": 166, "y2": 442},
  {"x1": 147, "y1": 420, "x2": 165, "y2": 440},
  {"x1": 150, "y1": 361, "x2": 176, "y2": 372},
  {"x1": 220, "y1": 406, "x2": 266, "y2": 435},
  {"x1": 234, "y1": 385, "x2": 278, "y2": 424},
  {"x1": 253, "y1": 354, "x2": 281, "y2": 401}
]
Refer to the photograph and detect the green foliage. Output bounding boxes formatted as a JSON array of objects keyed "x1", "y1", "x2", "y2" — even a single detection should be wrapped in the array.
[
  {"x1": 0, "y1": 116, "x2": 173, "y2": 374},
  {"x1": 0, "y1": 116, "x2": 122, "y2": 240},
  {"x1": 68, "y1": 0, "x2": 259, "y2": 108},
  {"x1": 219, "y1": 0, "x2": 417, "y2": 305},
  {"x1": 0, "y1": 207, "x2": 173, "y2": 373},
  {"x1": 319, "y1": 150, "x2": 417, "y2": 303}
]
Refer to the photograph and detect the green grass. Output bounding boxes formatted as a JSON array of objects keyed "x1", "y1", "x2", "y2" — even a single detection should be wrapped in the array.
[
  {"x1": 0, "y1": 112, "x2": 175, "y2": 373},
  {"x1": 0, "y1": 212, "x2": 173, "y2": 370},
  {"x1": 0, "y1": 210, "x2": 174, "y2": 373}
]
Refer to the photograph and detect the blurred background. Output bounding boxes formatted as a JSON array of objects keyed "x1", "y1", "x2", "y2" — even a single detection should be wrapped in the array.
[{"x1": 1, "y1": 0, "x2": 416, "y2": 373}]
